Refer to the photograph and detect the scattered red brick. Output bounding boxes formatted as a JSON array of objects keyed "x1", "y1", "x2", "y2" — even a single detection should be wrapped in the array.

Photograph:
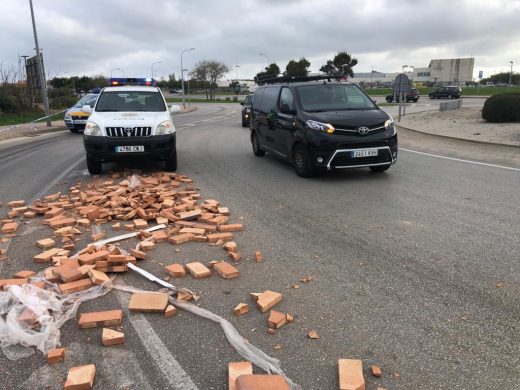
[
  {"x1": 164, "y1": 305, "x2": 177, "y2": 318},
  {"x1": 229, "y1": 362, "x2": 253, "y2": 390},
  {"x1": 233, "y1": 303, "x2": 249, "y2": 316},
  {"x1": 128, "y1": 292, "x2": 169, "y2": 312},
  {"x1": 102, "y1": 328, "x2": 125, "y2": 346},
  {"x1": 14, "y1": 270, "x2": 36, "y2": 279},
  {"x1": 164, "y1": 263, "x2": 186, "y2": 277},
  {"x1": 0, "y1": 278, "x2": 28, "y2": 290},
  {"x1": 64, "y1": 364, "x2": 96, "y2": 390},
  {"x1": 214, "y1": 261, "x2": 240, "y2": 279},
  {"x1": 186, "y1": 262, "x2": 212, "y2": 278},
  {"x1": 78, "y1": 309, "x2": 123, "y2": 328},
  {"x1": 256, "y1": 290, "x2": 282, "y2": 313},
  {"x1": 371, "y1": 365, "x2": 382, "y2": 378},
  {"x1": 254, "y1": 251, "x2": 263, "y2": 262},
  {"x1": 47, "y1": 347, "x2": 65, "y2": 364},
  {"x1": 235, "y1": 374, "x2": 290, "y2": 390},
  {"x1": 1, "y1": 222, "x2": 19, "y2": 234},
  {"x1": 338, "y1": 359, "x2": 365, "y2": 390},
  {"x1": 36, "y1": 238, "x2": 56, "y2": 249},
  {"x1": 268, "y1": 310, "x2": 287, "y2": 329},
  {"x1": 60, "y1": 278, "x2": 94, "y2": 294},
  {"x1": 307, "y1": 330, "x2": 320, "y2": 339}
]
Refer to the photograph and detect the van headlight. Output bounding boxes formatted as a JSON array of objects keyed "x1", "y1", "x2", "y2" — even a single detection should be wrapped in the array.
[
  {"x1": 84, "y1": 121, "x2": 101, "y2": 136},
  {"x1": 156, "y1": 120, "x2": 175, "y2": 135},
  {"x1": 64, "y1": 112, "x2": 71, "y2": 120},
  {"x1": 384, "y1": 118, "x2": 394, "y2": 129},
  {"x1": 306, "y1": 120, "x2": 335, "y2": 134}
]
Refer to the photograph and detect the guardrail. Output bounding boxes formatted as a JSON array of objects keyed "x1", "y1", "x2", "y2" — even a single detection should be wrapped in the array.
[
  {"x1": 440, "y1": 100, "x2": 463, "y2": 112},
  {"x1": 0, "y1": 109, "x2": 67, "y2": 135}
]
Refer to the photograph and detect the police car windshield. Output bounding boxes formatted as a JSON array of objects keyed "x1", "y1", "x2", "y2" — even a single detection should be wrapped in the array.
[
  {"x1": 74, "y1": 94, "x2": 98, "y2": 108},
  {"x1": 296, "y1": 84, "x2": 376, "y2": 112},
  {"x1": 96, "y1": 91, "x2": 166, "y2": 112}
]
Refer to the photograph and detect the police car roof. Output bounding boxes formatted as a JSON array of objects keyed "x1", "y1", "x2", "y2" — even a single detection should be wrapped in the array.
[{"x1": 102, "y1": 86, "x2": 160, "y2": 92}]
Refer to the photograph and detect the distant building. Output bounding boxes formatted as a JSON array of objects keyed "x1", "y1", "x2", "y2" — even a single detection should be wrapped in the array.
[{"x1": 351, "y1": 58, "x2": 475, "y2": 86}]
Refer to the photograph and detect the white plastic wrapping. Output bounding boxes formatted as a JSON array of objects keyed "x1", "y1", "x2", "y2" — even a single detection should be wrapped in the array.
[
  {"x1": 129, "y1": 174, "x2": 141, "y2": 189},
  {"x1": 0, "y1": 280, "x2": 111, "y2": 360}
]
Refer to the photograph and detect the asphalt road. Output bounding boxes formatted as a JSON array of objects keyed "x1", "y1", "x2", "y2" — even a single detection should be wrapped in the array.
[{"x1": 0, "y1": 104, "x2": 518, "y2": 389}]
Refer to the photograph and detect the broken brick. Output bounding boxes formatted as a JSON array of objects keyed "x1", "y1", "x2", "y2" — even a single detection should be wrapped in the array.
[
  {"x1": 308, "y1": 330, "x2": 320, "y2": 339},
  {"x1": 164, "y1": 305, "x2": 177, "y2": 318},
  {"x1": 255, "y1": 251, "x2": 263, "y2": 262},
  {"x1": 140, "y1": 241, "x2": 155, "y2": 251},
  {"x1": 229, "y1": 362, "x2": 253, "y2": 390},
  {"x1": 168, "y1": 233, "x2": 195, "y2": 245},
  {"x1": 268, "y1": 310, "x2": 287, "y2": 329},
  {"x1": 152, "y1": 230, "x2": 168, "y2": 242},
  {"x1": 78, "y1": 309, "x2": 123, "y2": 328},
  {"x1": 286, "y1": 314, "x2": 294, "y2": 323},
  {"x1": 206, "y1": 232, "x2": 233, "y2": 243},
  {"x1": 218, "y1": 223, "x2": 244, "y2": 232},
  {"x1": 133, "y1": 219, "x2": 148, "y2": 229},
  {"x1": 256, "y1": 290, "x2": 282, "y2": 313},
  {"x1": 129, "y1": 292, "x2": 169, "y2": 312},
  {"x1": 228, "y1": 251, "x2": 242, "y2": 262},
  {"x1": 47, "y1": 347, "x2": 65, "y2": 364},
  {"x1": 59, "y1": 278, "x2": 94, "y2": 294},
  {"x1": 178, "y1": 209, "x2": 201, "y2": 220},
  {"x1": 235, "y1": 374, "x2": 290, "y2": 390},
  {"x1": 128, "y1": 248, "x2": 147, "y2": 260},
  {"x1": 36, "y1": 238, "x2": 56, "y2": 249},
  {"x1": 371, "y1": 365, "x2": 382, "y2": 378},
  {"x1": 0, "y1": 278, "x2": 28, "y2": 290},
  {"x1": 14, "y1": 270, "x2": 36, "y2": 279},
  {"x1": 186, "y1": 262, "x2": 212, "y2": 278},
  {"x1": 338, "y1": 359, "x2": 365, "y2": 390},
  {"x1": 214, "y1": 261, "x2": 240, "y2": 279},
  {"x1": 164, "y1": 263, "x2": 186, "y2": 277},
  {"x1": 223, "y1": 241, "x2": 238, "y2": 252},
  {"x1": 88, "y1": 269, "x2": 111, "y2": 285},
  {"x1": 179, "y1": 227, "x2": 206, "y2": 235},
  {"x1": 64, "y1": 364, "x2": 96, "y2": 390},
  {"x1": 102, "y1": 328, "x2": 125, "y2": 346},
  {"x1": 233, "y1": 303, "x2": 249, "y2": 316},
  {"x1": 55, "y1": 265, "x2": 84, "y2": 283},
  {"x1": 1, "y1": 222, "x2": 18, "y2": 234}
]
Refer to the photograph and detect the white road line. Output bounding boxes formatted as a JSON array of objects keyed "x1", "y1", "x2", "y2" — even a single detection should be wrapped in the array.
[
  {"x1": 400, "y1": 147, "x2": 520, "y2": 171},
  {"x1": 115, "y1": 288, "x2": 199, "y2": 390},
  {"x1": 31, "y1": 158, "x2": 85, "y2": 202}
]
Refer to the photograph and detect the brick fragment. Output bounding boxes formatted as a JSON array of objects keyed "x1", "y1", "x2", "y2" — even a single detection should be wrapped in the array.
[
  {"x1": 228, "y1": 252, "x2": 242, "y2": 262},
  {"x1": 178, "y1": 209, "x2": 201, "y2": 220},
  {"x1": 55, "y1": 265, "x2": 84, "y2": 283},
  {"x1": 286, "y1": 314, "x2": 294, "y2": 323},
  {"x1": 88, "y1": 269, "x2": 111, "y2": 285},
  {"x1": 255, "y1": 251, "x2": 263, "y2": 262},
  {"x1": 308, "y1": 330, "x2": 320, "y2": 339},
  {"x1": 107, "y1": 254, "x2": 127, "y2": 263},
  {"x1": 102, "y1": 327, "x2": 125, "y2": 346},
  {"x1": 128, "y1": 248, "x2": 147, "y2": 260},
  {"x1": 179, "y1": 227, "x2": 206, "y2": 235},
  {"x1": 338, "y1": 359, "x2": 365, "y2": 390},
  {"x1": 256, "y1": 290, "x2": 282, "y2": 312},
  {"x1": 186, "y1": 262, "x2": 212, "y2": 278},
  {"x1": 235, "y1": 374, "x2": 290, "y2": 390},
  {"x1": 59, "y1": 278, "x2": 94, "y2": 294},
  {"x1": 23, "y1": 210, "x2": 37, "y2": 218},
  {"x1": 219, "y1": 223, "x2": 244, "y2": 232},
  {"x1": 64, "y1": 364, "x2": 96, "y2": 390},
  {"x1": 233, "y1": 303, "x2": 249, "y2": 316},
  {"x1": 214, "y1": 261, "x2": 240, "y2": 279},
  {"x1": 268, "y1": 310, "x2": 287, "y2": 329},
  {"x1": 164, "y1": 304, "x2": 177, "y2": 318},
  {"x1": 152, "y1": 230, "x2": 168, "y2": 242},
  {"x1": 217, "y1": 206, "x2": 230, "y2": 215},
  {"x1": 370, "y1": 365, "x2": 382, "y2": 378},
  {"x1": 0, "y1": 278, "x2": 28, "y2": 290},
  {"x1": 1, "y1": 222, "x2": 18, "y2": 234},
  {"x1": 140, "y1": 241, "x2": 155, "y2": 251},
  {"x1": 129, "y1": 292, "x2": 169, "y2": 312},
  {"x1": 229, "y1": 362, "x2": 253, "y2": 390},
  {"x1": 207, "y1": 232, "x2": 233, "y2": 243},
  {"x1": 164, "y1": 263, "x2": 186, "y2": 277},
  {"x1": 176, "y1": 291, "x2": 193, "y2": 301},
  {"x1": 78, "y1": 309, "x2": 123, "y2": 328},
  {"x1": 7, "y1": 200, "x2": 25, "y2": 208},
  {"x1": 47, "y1": 347, "x2": 65, "y2": 364},
  {"x1": 111, "y1": 222, "x2": 120, "y2": 231},
  {"x1": 223, "y1": 241, "x2": 238, "y2": 252},
  {"x1": 14, "y1": 270, "x2": 36, "y2": 279},
  {"x1": 168, "y1": 233, "x2": 194, "y2": 245},
  {"x1": 49, "y1": 218, "x2": 76, "y2": 229}
]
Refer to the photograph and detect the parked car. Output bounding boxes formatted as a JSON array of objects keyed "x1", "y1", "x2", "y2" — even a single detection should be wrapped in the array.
[
  {"x1": 428, "y1": 86, "x2": 462, "y2": 99},
  {"x1": 250, "y1": 76, "x2": 398, "y2": 177},
  {"x1": 385, "y1": 88, "x2": 419, "y2": 103},
  {"x1": 82, "y1": 78, "x2": 180, "y2": 174},
  {"x1": 240, "y1": 94, "x2": 253, "y2": 127},
  {"x1": 64, "y1": 93, "x2": 99, "y2": 133}
]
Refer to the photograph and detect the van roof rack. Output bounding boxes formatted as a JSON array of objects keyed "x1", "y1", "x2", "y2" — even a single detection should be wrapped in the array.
[{"x1": 255, "y1": 74, "x2": 341, "y2": 85}]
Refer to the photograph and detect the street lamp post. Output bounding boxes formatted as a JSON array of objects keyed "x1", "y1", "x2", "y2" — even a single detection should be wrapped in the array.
[
  {"x1": 259, "y1": 53, "x2": 269, "y2": 68},
  {"x1": 181, "y1": 48, "x2": 195, "y2": 108},
  {"x1": 151, "y1": 61, "x2": 161, "y2": 80},
  {"x1": 29, "y1": 0, "x2": 51, "y2": 126},
  {"x1": 509, "y1": 61, "x2": 513, "y2": 88}
]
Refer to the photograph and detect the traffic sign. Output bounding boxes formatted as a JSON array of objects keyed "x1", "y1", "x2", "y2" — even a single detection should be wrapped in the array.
[
  {"x1": 393, "y1": 74, "x2": 412, "y2": 93},
  {"x1": 478, "y1": 70, "x2": 483, "y2": 79}
]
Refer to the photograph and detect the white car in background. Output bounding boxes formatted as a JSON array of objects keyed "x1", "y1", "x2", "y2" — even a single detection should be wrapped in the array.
[{"x1": 64, "y1": 93, "x2": 99, "y2": 133}]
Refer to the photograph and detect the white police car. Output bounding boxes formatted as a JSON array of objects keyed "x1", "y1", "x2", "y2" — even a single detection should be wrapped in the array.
[
  {"x1": 64, "y1": 93, "x2": 99, "y2": 132},
  {"x1": 82, "y1": 78, "x2": 180, "y2": 174}
]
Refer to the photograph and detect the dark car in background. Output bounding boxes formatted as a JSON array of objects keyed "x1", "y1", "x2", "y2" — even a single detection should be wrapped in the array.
[
  {"x1": 385, "y1": 88, "x2": 419, "y2": 103},
  {"x1": 240, "y1": 94, "x2": 253, "y2": 127},
  {"x1": 428, "y1": 86, "x2": 462, "y2": 99}
]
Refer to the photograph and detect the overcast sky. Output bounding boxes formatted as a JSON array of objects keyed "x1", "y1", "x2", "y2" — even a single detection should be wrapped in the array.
[{"x1": 1, "y1": 0, "x2": 519, "y2": 82}]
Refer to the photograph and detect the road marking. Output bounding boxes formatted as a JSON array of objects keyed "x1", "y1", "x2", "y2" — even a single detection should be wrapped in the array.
[
  {"x1": 400, "y1": 147, "x2": 520, "y2": 171},
  {"x1": 115, "y1": 288, "x2": 199, "y2": 390},
  {"x1": 31, "y1": 158, "x2": 85, "y2": 202},
  {"x1": 67, "y1": 168, "x2": 90, "y2": 177}
]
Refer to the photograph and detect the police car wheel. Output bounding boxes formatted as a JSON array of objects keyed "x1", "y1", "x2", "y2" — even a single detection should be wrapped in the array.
[
  {"x1": 69, "y1": 128, "x2": 79, "y2": 133},
  {"x1": 165, "y1": 150, "x2": 177, "y2": 171},
  {"x1": 86, "y1": 155, "x2": 102, "y2": 175}
]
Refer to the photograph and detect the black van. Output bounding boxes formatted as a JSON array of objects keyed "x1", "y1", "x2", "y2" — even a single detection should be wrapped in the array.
[{"x1": 250, "y1": 76, "x2": 398, "y2": 177}]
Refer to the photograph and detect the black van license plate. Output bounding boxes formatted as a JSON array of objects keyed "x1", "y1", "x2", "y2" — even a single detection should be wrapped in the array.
[
  {"x1": 352, "y1": 149, "x2": 378, "y2": 158},
  {"x1": 116, "y1": 146, "x2": 144, "y2": 153}
]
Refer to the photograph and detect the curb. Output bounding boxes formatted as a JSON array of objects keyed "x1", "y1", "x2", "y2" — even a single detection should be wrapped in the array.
[{"x1": 0, "y1": 126, "x2": 68, "y2": 142}]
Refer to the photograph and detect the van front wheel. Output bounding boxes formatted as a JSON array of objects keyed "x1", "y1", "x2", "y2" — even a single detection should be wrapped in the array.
[
  {"x1": 293, "y1": 145, "x2": 315, "y2": 177},
  {"x1": 86, "y1": 155, "x2": 102, "y2": 175},
  {"x1": 165, "y1": 150, "x2": 178, "y2": 171},
  {"x1": 251, "y1": 131, "x2": 265, "y2": 157}
]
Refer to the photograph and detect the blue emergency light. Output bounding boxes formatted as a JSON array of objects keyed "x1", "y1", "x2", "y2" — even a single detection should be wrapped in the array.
[{"x1": 108, "y1": 78, "x2": 156, "y2": 86}]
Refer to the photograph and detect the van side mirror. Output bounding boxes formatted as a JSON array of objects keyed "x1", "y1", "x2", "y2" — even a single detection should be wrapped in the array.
[
  {"x1": 280, "y1": 103, "x2": 296, "y2": 115},
  {"x1": 240, "y1": 102, "x2": 244, "y2": 106},
  {"x1": 81, "y1": 105, "x2": 92, "y2": 114}
]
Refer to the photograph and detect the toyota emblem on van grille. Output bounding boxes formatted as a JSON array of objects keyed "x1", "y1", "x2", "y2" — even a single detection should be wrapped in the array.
[
  {"x1": 124, "y1": 127, "x2": 133, "y2": 135},
  {"x1": 357, "y1": 126, "x2": 370, "y2": 135}
]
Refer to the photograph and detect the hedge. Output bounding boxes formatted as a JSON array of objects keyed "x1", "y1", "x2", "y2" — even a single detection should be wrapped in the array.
[{"x1": 482, "y1": 92, "x2": 520, "y2": 123}]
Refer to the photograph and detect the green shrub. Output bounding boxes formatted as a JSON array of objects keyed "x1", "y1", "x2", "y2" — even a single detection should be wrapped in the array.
[
  {"x1": 48, "y1": 87, "x2": 72, "y2": 99},
  {"x1": 225, "y1": 96, "x2": 230, "y2": 101},
  {"x1": 482, "y1": 93, "x2": 520, "y2": 123},
  {"x1": 50, "y1": 95, "x2": 76, "y2": 109},
  {"x1": 0, "y1": 93, "x2": 22, "y2": 113}
]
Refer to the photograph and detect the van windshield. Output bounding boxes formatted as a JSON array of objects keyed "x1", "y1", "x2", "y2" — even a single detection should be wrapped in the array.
[
  {"x1": 296, "y1": 84, "x2": 376, "y2": 112},
  {"x1": 95, "y1": 91, "x2": 166, "y2": 112}
]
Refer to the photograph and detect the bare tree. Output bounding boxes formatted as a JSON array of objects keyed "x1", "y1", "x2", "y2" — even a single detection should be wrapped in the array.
[
  {"x1": 191, "y1": 60, "x2": 230, "y2": 100},
  {"x1": 0, "y1": 63, "x2": 33, "y2": 113}
]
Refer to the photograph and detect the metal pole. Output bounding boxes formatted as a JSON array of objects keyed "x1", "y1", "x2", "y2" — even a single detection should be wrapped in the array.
[
  {"x1": 181, "y1": 48, "x2": 195, "y2": 109},
  {"x1": 509, "y1": 61, "x2": 513, "y2": 88},
  {"x1": 151, "y1": 61, "x2": 161, "y2": 80},
  {"x1": 259, "y1": 53, "x2": 269, "y2": 68},
  {"x1": 29, "y1": 0, "x2": 51, "y2": 127}
]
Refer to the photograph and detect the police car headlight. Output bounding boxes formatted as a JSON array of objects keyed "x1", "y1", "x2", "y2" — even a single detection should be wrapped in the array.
[
  {"x1": 64, "y1": 112, "x2": 72, "y2": 120},
  {"x1": 156, "y1": 120, "x2": 175, "y2": 135},
  {"x1": 84, "y1": 121, "x2": 101, "y2": 136},
  {"x1": 306, "y1": 120, "x2": 335, "y2": 134},
  {"x1": 384, "y1": 118, "x2": 394, "y2": 129},
  {"x1": 245, "y1": 108, "x2": 251, "y2": 113}
]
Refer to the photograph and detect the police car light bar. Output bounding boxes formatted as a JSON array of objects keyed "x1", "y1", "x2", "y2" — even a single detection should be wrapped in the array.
[{"x1": 108, "y1": 78, "x2": 156, "y2": 86}]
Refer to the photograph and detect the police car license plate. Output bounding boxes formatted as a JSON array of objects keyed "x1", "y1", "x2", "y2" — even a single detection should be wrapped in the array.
[
  {"x1": 116, "y1": 146, "x2": 144, "y2": 153},
  {"x1": 352, "y1": 149, "x2": 378, "y2": 158}
]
